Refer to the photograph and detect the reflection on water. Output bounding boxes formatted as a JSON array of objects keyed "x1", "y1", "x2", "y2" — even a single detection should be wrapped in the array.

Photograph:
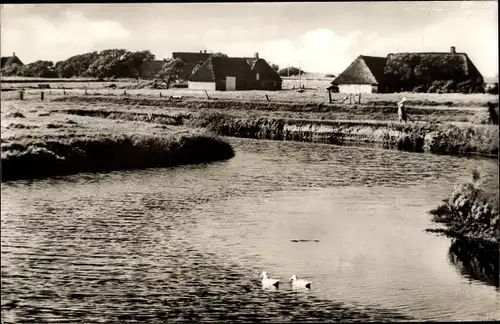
[
  {"x1": 2, "y1": 138, "x2": 499, "y2": 323},
  {"x1": 448, "y1": 238, "x2": 499, "y2": 288}
]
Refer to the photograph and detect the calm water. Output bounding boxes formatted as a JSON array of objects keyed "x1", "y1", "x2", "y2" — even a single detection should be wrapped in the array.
[{"x1": 2, "y1": 138, "x2": 499, "y2": 323}]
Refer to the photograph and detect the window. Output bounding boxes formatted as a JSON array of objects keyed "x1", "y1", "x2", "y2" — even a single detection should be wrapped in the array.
[{"x1": 256, "y1": 73, "x2": 260, "y2": 80}]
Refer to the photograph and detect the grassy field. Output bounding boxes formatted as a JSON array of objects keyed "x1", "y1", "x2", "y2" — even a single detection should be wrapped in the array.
[{"x1": 1, "y1": 100, "x2": 234, "y2": 181}]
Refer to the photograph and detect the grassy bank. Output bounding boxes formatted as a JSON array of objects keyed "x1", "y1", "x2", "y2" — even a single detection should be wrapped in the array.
[
  {"x1": 188, "y1": 111, "x2": 498, "y2": 157},
  {"x1": 1, "y1": 102, "x2": 234, "y2": 182},
  {"x1": 49, "y1": 98, "x2": 499, "y2": 157},
  {"x1": 427, "y1": 170, "x2": 499, "y2": 245}
]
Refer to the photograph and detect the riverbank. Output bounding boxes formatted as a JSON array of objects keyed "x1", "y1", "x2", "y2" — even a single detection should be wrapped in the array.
[
  {"x1": 47, "y1": 96, "x2": 498, "y2": 157},
  {"x1": 1, "y1": 102, "x2": 234, "y2": 182},
  {"x1": 427, "y1": 170, "x2": 499, "y2": 246}
]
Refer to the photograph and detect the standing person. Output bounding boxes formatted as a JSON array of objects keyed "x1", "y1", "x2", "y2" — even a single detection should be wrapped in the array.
[{"x1": 397, "y1": 97, "x2": 414, "y2": 123}]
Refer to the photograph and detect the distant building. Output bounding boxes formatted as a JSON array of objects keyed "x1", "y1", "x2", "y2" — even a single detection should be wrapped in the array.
[
  {"x1": 138, "y1": 50, "x2": 213, "y2": 80},
  {"x1": 188, "y1": 52, "x2": 282, "y2": 91},
  {"x1": 484, "y1": 75, "x2": 498, "y2": 93},
  {"x1": 333, "y1": 46, "x2": 484, "y2": 94},
  {"x1": 172, "y1": 50, "x2": 213, "y2": 80},
  {"x1": 1, "y1": 53, "x2": 24, "y2": 69},
  {"x1": 332, "y1": 55, "x2": 387, "y2": 94}
]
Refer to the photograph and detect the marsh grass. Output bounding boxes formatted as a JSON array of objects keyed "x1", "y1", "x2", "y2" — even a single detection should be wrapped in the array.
[
  {"x1": 1, "y1": 101, "x2": 234, "y2": 181},
  {"x1": 428, "y1": 169, "x2": 499, "y2": 245}
]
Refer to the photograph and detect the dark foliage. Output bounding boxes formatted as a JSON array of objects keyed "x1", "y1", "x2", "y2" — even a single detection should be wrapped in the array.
[
  {"x1": 278, "y1": 66, "x2": 306, "y2": 77},
  {"x1": 384, "y1": 53, "x2": 484, "y2": 94}
]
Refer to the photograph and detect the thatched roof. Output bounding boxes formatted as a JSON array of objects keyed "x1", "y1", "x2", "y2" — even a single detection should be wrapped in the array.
[
  {"x1": 1, "y1": 55, "x2": 24, "y2": 68},
  {"x1": 243, "y1": 58, "x2": 282, "y2": 82},
  {"x1": 333, "y1": 55, "x2": 387, "y2": 85},
  {"x1": 189, "y1": 57, "x2": 255, "y2": 82},
  {"x1": 172, "y1": 52, "x2": 212, "y2": 64},
  {"x1": 386, "y1": 51, "x2": 483, "y2": 81}
]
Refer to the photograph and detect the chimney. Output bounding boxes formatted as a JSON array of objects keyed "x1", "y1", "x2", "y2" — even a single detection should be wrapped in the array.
[
  {"x1": 204, "y1": 50, "x2": 206, "y2": 54},
  {"x1": 450, "y1": 46, "x2": 456, "y2": 54},
  {"x1": 13, "y1": 52, "x2": 16, "y2": 57},
  {"x1": 200, "y1": 50, "x2": 202, "y2": 53},
  {"x1": 254, "y1": 52, "x2": 259, "y2": 59}
]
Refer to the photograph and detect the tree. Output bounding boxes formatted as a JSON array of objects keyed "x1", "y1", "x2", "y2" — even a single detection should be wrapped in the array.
[
  {"x1": 277, "y1": 66, "x2": 305, "y2": 77},
  {"x1": 156, "y1": 58, "x2": 185, "y2": 89},
  {"x1": 270, "y1": 63, "x2": 279, "y2": 72},
  {"x1": 212, "y1": 52, "x2": 228, "y2": 58}
]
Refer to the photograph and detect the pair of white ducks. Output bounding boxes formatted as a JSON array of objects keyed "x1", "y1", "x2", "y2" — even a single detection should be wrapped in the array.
[{"x1": 260, "y1": 271, "x2": 311, "y2": 289}]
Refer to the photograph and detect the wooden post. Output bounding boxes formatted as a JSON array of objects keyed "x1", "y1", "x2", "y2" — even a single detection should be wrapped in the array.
[
  {"x1": 40, "y1": 92, "x2": 44, "y2": 101},
  {"x1": 63, "y1": 87, "x2": 66, "y2": 95},
  {"x1": 204, "y1": 90, "x2": 210, "y2": 100},
  {"x1": 265, "y1": 94, "x2": 270, "y2": 102},
  {"x1": 358, "y1": 93, "x2": 361, "y2": 104},
  {"x1": 124, "y1": 90, "x2": 127, "y2": 96},
  {"x1": 85, "y1": 88, "x2": 88, "y2": 95},
  {"x1": 19, "y1": 90, "x2": 24, "y2": 100},
  {"x1": 160, "y1": 92, "x2": 162, "y2": 98},
  {"x1": 328, "y1": 90, "x2": 332, "y2": 104}
]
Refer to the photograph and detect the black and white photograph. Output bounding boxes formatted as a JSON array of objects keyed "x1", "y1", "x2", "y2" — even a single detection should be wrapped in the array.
[{"x1": 1, "y1": 1, "x2": 499, "y2": 322}]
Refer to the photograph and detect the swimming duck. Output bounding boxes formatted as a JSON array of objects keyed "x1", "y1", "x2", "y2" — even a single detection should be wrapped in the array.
[
  {"x1": 260, "y1": 271, "x2": 280, "y2": 288},
  {"x1": 290, "y1": 274, "x2": 312, "y2": 289}
]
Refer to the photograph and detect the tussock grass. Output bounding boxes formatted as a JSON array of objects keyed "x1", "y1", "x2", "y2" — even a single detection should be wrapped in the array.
[{"x1": 428, "y1": 170, "x2": 499, "y2": 245}]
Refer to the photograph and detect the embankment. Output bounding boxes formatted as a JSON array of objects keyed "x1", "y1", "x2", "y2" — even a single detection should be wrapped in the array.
[
  {"x1": 1, "y1": 105, "x2": 234, "y2": 181},
  {"x1": 56, "y1": 106, "x2": 499, "y2": 157},
  {"x1": 190, "y1": 112, "x2": 498, "y2": 156},
  {"x1": 1, "y1": 132, "x2": 234, "y2": 182}
]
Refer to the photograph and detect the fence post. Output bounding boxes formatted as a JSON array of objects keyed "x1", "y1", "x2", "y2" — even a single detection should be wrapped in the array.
[
  {"x1": 160, "y1": 92, "x2": 162, "y2": 98},
  {"x1": 265, "y1": 94, "x2": 270, "y2": 102},
  {"x1": 63, "y1": 87, "x2": 66, "y2": 95},
  {"x1": 19, "y1": 90, "x2": 24, "y2": 101},
  {"x1": 40, "y1": 92, "x2": 44, "y2": 101},
  {"x1": 328, "y1": 90, "x2": 332, "y2": 104},
  {"x1": 124, "y1": 90, "x2": 127, "y2": 96}
]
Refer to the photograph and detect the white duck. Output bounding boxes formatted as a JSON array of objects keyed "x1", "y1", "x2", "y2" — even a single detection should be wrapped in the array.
[
  {"x1": 290, "y1": 274, "x2": 312, "y2": 289},
  {"x1": 260, "y1": 271, "x2": 280, "y2": 288}
]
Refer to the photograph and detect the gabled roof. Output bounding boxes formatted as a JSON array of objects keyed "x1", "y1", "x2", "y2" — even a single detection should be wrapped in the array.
[
  {"x1": 172, "y1": 52, "x2": 212, "y2": 64},
  {"x1": 189, "y1": 56, "x2": 255, "y2": 82},
  {"x1": 1, "y1": 55, "x2": 24, "y2": 68},
  {"x1": 333, "y1": 55, "x2": 386, "y2": 85},
  {"x1": 250, "y1": 58, "x2": 282, "y2": 82}
]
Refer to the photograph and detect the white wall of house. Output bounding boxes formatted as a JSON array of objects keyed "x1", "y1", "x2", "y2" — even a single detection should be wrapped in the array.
[
  {"x1": 338, "y1": 84, "x2": 376, "y2": 94},
  {"x1": 188, "y1": 81, "x2": 216, "y2": 91}
]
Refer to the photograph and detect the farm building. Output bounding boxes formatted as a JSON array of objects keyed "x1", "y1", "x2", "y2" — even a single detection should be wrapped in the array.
[
  {"x1": 138, "y1": 60, "x2": 168, "y2": 80},
  {"x1": 385, "y1": 46, "x2": 483, "y2": 92},
  {"x1": 333, "y1": 46, "x2": 484, "y2": 94},
  {"x1": 332, "y1": 55, "x2": 387, "y2": 93},
  {"x1": 484, "y1": 75, "x2": 498, "y2": 93},
  {"x1": 1, "y1": 53, "x2": 24, "y2": 69},
  {"x1": 172, "y1": 51, "x2": 213, "y2": 80},
  {"x1": 188, "y1": 53, "x2": 282, "y2": 91}
]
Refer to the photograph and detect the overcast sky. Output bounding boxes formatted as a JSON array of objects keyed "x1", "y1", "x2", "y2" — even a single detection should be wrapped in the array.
[{"x1": 1, "y1": 2, "x2": 497, "y2": 76}]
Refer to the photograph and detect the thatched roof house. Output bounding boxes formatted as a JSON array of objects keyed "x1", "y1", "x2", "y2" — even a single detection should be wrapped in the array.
[
  {"x1": 385, "y1": 46, "x2": 483, "y2": 91},
  {"x1": 172, "y1": 51, "x2": 213, "y2": 80},
  {"x1": 333, "y1": 46, "x2": 484, "y2": 93},
  {"x1": 1, "y1": 53, "x2": 24, "y2": 69},
  {"x1": 188, "y1": 53, "x2": 282, "y2": 91},
  {"x1": 332, "y1": 55, "x2": 387, "y2": 93}
]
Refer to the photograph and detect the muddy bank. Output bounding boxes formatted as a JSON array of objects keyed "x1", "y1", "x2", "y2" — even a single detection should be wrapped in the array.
[
  {"x1": 56, "y1": 107, "x2": 498, "y2": 157},
  {"x1": 188, "y1": 112, "x2": 498, "y2": 157}
]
